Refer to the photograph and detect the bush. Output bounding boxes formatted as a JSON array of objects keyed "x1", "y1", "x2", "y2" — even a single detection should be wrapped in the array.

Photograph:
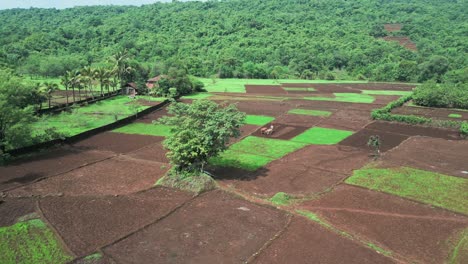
[
  {"x1": 156, "y1": 169, "x2": 217, "y2": 193},
  {"x1": 413, "y1": 82, "x2": 468, "y2": 109},
  {"x1": 461, "y1": 122, "x2": 468, "y2": 138}
]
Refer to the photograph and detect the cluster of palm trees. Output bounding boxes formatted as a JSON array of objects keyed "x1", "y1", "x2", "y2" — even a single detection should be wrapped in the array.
[{"x1": 58, "y1": 50, "x2": 134, "y2": 106}]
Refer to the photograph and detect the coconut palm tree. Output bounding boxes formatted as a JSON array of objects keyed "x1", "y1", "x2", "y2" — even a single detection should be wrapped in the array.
[
  {"x1": 61, "y1": 73, "x2": 71, "y2": 105},
  {"x1": 80, "y1": 66, "x2": 95, "y2": 99},
  {"x1": 110, "y1": 49, "x2": 133, "y2": 89},
  {"x1": 64, "y1": 71, "x2": 76, "y2": 103},
  {"x1": 41, "y1": 82, "x2": 59, "y2": 108},
  {"x1": 94, "y1": 67, "x2": 112, "y2": 96}
]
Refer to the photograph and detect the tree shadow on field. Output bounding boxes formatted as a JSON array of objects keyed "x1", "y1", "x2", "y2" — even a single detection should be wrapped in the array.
[{"x1": 206, "y1": 166, "x2": 269, "y2": 181}]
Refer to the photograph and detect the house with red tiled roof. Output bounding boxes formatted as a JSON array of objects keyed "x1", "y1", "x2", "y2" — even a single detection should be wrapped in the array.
[{"x1": 146, "y1": 75, "x2": 167, "y2": 89}]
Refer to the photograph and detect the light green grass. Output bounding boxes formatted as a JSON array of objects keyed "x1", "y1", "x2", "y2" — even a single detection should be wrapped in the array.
[
  {"x1": 209, "y1": 150, "x2": 274, "y2": 171},
  {"x1": 449, "y1": 229, "x2": 468, "y2": 264},
  {"x1": 292, "y1": 127, "x2": 353, "y2": 145},
  {"x1": 346, "y1": 167, "x2": 468, "y2": 215},
  {"x1": 180, "y1": 93, "x2": 213, "y2": 99},
  {"x1": 270, "y1": 192, "x2": 292, "y2": 206},
  {"x1": 113, "y1": 123, "x2": 173, "y2": 137},
  {"x1": 304, "y1": 93, "x2": 375, "y2": 103},
  {"x1": 32, "y1": 96, "x2": 157, "y2": 137},
  {"x1": 229, "y1": 136, "x2": 307, "y2": 159},
  {"x1": 361, "y1": 90, "x2": 413, "y2": 96},
  {"x1": 244, "y1": 115, "x2": 275, "y2": 126},
  {"x1": 288, "y1": 109, "x2": 332, "y2": 117},
  {"x1": 199, "y1": 78, "x2": 367, "y2": 93},
  {"x1": 0, "y1": 219, "x2": 73, "y2": 264},
  {"x1": 283, "y1": 87, "x2": 316, "y2": 91},
  {"x1": 448, "y1": 113, "x2": 462, "y2": 118}
]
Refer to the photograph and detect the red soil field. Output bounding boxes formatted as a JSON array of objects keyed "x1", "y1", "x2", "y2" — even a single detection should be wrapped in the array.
[
  {"x1": 39, "y1": 187, "x2": 193, "y2": 256},
  {"x1": 339, "y1": 128, "x2": 409, "y2": 152},
  {"x1": 235, "y1": 101, "x2": 293, "y2": 117},
  {"x1": 318, "y1": 117, "x2": 371, "y2": 131},
  {"x1": 8, "y1": 156, "x2": 169, "y2": 197},
  {"x1": 392, "y1": 106, "x2": 468, "y2": 121},
  {"x1": 299, "y1": 184, "x2": 468, "y2": 264},
  {"x1": 281, "y1": 83, "x2": 314, "y2": 88},
  {"x1": 125, "y1": 141, "x2": 169, "y2": 163},
  {"x1": 384, "y1": 23, "x2": 403, "y2": 32},
  {"x1": 383, "y1": 36, "x2": 417, "y2": 51},
  {"x1": 274, "y1": 114, "x2": 323, "y2": 127},
  {"x1": 73, "y1": 132, "x2": 164, "y2": 154},
  {"x1": 0, "y1": 198, "x2": 37, "y2": 227},
  {"x1": 310, "y1": 84, "x2": 362, "y2": 93},
  {"x1": 134, "y1": 107, "x2": 169, "y2": 124},
  {"x1": 228, "y1": 124, "x2": 260, "y2": 144},
  {"x1": 365, "y1": 121, "x2": 461, "y2": 140},
  {"x1": 218, "y1": 145, "x2": 369, "y2": 197},
  {"x1": 331, "y1": 108, "x2": 373, "y2": 123},
  {"x1": 103, "y1": 190, "x2": 290, "y2": 263},
  {"x1": 245, "y1": 85, "x2": 287, "y2": 94},
  {"x1": 382, "y1": 136, "x2": 468, "y2": 178},
  {"x1": 254, "y1": 216, "x2": 394, "y2": 264},
  {"x1": 0, "y1": 147, "x2": 113, "y2": 192}
]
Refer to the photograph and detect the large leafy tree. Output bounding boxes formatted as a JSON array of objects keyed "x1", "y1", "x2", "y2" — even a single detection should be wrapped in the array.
[{"x1": 158, "y1": 100, "x2": 245, "y2": 173}]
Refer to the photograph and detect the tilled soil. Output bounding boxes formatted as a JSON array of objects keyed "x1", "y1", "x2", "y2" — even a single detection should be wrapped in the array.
[
  {"x1": 235, "y1": 101, "x2": 293, "y2": 117},
  {"x1": 273, "y1": 114, "x2": 323, "y2": 127},
  {"x1": 382, "y1": 136, "x2": 468, "y2": 178},
  {"x1": 365, "y1": 121, "x2": 461, "y2": 140},
  {"x1": 124, "y1": 141, "x2": 169, "y2": 163},
  {"x1": 39, "y1": 187, "x2": 193, "y2": 257},
  {"x1": 103, "y1": 190, "x2": 290, "y2": 264},
  {"x1": 0, "y1": 147, "x2": 113, "y2": 192},
  {"x1": 73, "y1": 132, "x2": 164, "y2": 154},
  {"x1": 254, "y1": 216, "x2": 395, "y2": 264},
  {"x1": 134, "y1": 107, "x2": 169, "y2": 123},
  {"x1": 392, "y1": 106, "x2": 468, "y2": 121},
  {"x1": 0, "y1": 198, "x2": 37, "y2": 227},
  {"x1": 245, "y1": 85, "x2": 287, "y2": 94},
  {"x1": 8, "y1": 156, "x2": 169, "y2": 197},
  {"x1": 298, "y1": 184, "x2": 468, "y2": 264},
  {"x1": 251, "y1": 123, "x2": 308, "y2": 140},
  {"x1": 339, "y1": 128, "x2": 409, "y2": 152}
]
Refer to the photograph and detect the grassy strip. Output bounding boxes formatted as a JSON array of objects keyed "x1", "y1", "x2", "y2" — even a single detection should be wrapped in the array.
[
  {"x1": 296, "y1": 210, "x2": 393, "y2": 257},
  {"x1": 270, "y1": 192, "x2": 292, "y2": 206},
  {"x1": 244, "y1": 115, "x2": 275, "y2": 126},
  {"x1": 229, "y1": 136, "x2": 307, "y2": 159},
  {"x1": 209, "y1": 150, "x2": 274, "y2": 171},
  {"x1": 448, "y1": 113, "x2": 462, "y2": 118},
  {"x1": 283, "y1": 87, "x2": 316, "y2": 91},
  {"x1": 288, "y1": 109, "x2": 332, "y2": 117},
  {"x1": 346, "y1": 167, "x2": 468, "y2": 215},
  {"x1": 0, "y1": 219, "x2": 73, "y2": 263},
  {"x1": 361, "y1": 90, "x2": 413, "y2": 96},
  {"x1": 180, "y1": 93, "x2": 213, "y2": 99},
  {"x1": 292, "y1": 127, "x2": 353, "y2": 145},
  {"x1": 304, "y1": 93, "x2": 375, "y2": 103},
  {"x1": 449, "y1": 229, "x2": 468, "y2": 264},
  {"x1": 113, "y1": 123, "x2": 173, "y2": 137}
]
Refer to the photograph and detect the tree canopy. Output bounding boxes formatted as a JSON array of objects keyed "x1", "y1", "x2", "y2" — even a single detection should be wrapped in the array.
[{"x1": 0, "y1": 0, "x2": 466, "y2": 82}]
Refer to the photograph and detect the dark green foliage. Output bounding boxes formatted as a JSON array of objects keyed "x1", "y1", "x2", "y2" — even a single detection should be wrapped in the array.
[
  {"x1": 412, "y1": 82, "x2": 468, "y2": 109},
  {"x1": 0, "y1": 0, "x2": 465, "y2": 81},
  {"x1": 158, "y1": 100, "x2": 246, "y2": 172}
]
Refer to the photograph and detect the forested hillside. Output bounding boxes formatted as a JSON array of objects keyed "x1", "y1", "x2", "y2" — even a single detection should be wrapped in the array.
[{"x1": 0, "y1": 0, "x2": 466, "y2": 82}]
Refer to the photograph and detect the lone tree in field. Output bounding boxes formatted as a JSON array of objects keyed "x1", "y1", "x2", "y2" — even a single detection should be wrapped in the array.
[
  {"x1": 367, "y1": 135, "x2": 381, "y2": 159},
  {"x1": 158, "y1": 99, "x2": 245, "y2": 174}
]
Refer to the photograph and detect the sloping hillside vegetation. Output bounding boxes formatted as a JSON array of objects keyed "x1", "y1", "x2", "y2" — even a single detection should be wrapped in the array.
[{"x1": 0, "y1": 0, "x2": 466, "y2": 82}]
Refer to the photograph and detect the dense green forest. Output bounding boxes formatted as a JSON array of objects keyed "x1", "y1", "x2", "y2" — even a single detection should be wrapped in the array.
[{"x1": 0, "y1": 0, "x2": 466, "y2": 82}]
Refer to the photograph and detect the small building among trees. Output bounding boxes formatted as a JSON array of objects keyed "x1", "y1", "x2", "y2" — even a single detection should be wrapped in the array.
[
  {"x1": 123, "y1": 82, "x2": 138, "y2": 96},
  {"x1": 146, "y1": 75, "x2": 167, "y2": 89}
]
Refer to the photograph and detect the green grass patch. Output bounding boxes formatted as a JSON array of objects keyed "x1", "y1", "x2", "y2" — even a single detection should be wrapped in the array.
[
  {"x1": 291, "y1": 127, "x2": 353, "y2": 145},
  {"x1": 448, "y1": 113, "x2": 462, "y2": 118},
  {"x1": 180, "y1": 93, "x2": 213, "y2": 99},
  {"x1": 270, "y1": 192, "x2": 292, "y2": 206},
  {"x1": 449, "y1": 229, "x2": 468, "y2": 264},
  {"x1": 346, "y1": 167, "x2": 468, "y2": 214},
  {"x1": 229, "y1": 136, "x2": 307, "y2": 159},
  {"x1": 361, "y1": 90, "x2": 413, "y2": 96},
  {"x1": 0, "y1": 219, "x2": 73, "y2": 263},
  {"x1": 288, "y1": 109, "x2": 332, "y2": 117},
  {"x1": 283, "y1": 87, "x2": 316, "y2": 91},
  {"x1": 209, "y1": 150, "x2": 274, "y2": 171},
  {"x1": 367, "y1": 243, "x2": 393, "y2": 257},
  {"x1": 304, "y1": 93, "x2": 375, "y2": 103},
  {"x1": 244, "y1": 115, "x2": 275, "y2": 126},
  {"x1": 113, "y1": 123, "x2": 173, "y2": 137}
]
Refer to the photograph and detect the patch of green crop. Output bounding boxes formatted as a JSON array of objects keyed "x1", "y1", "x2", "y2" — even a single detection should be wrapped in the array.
[
  {"x1": 304, "y1": 93, "x2": 375, "y2": 103},
  {"x1": 229, "y1": 136, "x2": 307, "y2": 159},
  {"x1": 0, "y1": 219, "x2": 73, "y2": 264},
  {"x1": 448, "y1": 113, "x2": 462, "y2": 118},
  {"x1": 209, "y1": 150, "x2": 274, "y2": 171},
  {"x1": 283, "y1": 87, "x2": 316, "y2": 92},
  {"x1": 361, "y1": 90, "x2": 413, "y2": 96},
  {"x1": 270, "y1": 192, "x2": 291, "y2": 206},
  {"x1": 180, "y1": 93, "x2": 213, "y2": 99},
  {"x1": 291, "y1": 127, "x2": 353, "y2": 145},
  {"x1": 244, "y1": 115, "x2": 275, "y2": 126},
  {"x1": 113, "y1": 123, "x2": 173, "y2": 137},
  {"x1": 346, "y1": 167, "x2": 468, "y2": 214},
  {"x1": 288, "y1": 109, "x2": 332, "y2": 117}
]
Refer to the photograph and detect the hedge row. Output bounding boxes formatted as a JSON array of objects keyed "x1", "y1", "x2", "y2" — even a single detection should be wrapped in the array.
[{"x1": 371, "y1": 95, "x2": 466, "y2": 137}]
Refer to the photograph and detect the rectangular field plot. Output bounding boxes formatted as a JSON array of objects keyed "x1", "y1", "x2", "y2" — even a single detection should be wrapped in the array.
[
  {"x1": 283, "y1": 87, "x2": 316, "y2": 92},
  {"x1": 288, "y1": 109, "x2": 332, "y2": 117},
  {"x1": 361, "y1": 90, "x2": 413, "y2": 96},
  {"x1": 304, "y1": 93, "x2": 375, "y2": 104},
  {"x1": 209, "y1": 150, "x2": 274, "y2": 171},
  {"x1": 244, "y1": 115, "x2": 275, "y2": 126},
  {"x1": 292, "y1": 127, "x2": 354, "y2": 145},
  {"x1": 113, "y1": 123, "x2": 173, "y2": 137},
  {"x1": 180, "y1": 93, "x2": 213, "y2": 99},
  {"x1": 0, "y1": 219, "x2": 73, "y2": 263},
  {"x1": 346, "y1": 167, "x2": 468, "y2": 215}
]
